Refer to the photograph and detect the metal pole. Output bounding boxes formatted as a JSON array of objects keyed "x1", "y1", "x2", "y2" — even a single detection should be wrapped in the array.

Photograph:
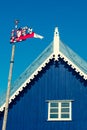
[{"x1": 2, "y1": 44, "x2": 16, "y2": 130}]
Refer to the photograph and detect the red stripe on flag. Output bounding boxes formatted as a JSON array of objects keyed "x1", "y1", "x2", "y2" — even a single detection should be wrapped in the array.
[
  {"x1": 17, "y1": 32, "x2": 34, "y2": 41},
  {"x1": 10, "y1": 32, "x2": 34, "y2": 43}
]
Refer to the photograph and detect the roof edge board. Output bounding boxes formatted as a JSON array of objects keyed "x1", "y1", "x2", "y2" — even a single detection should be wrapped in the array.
[
  {"x1": 0, "y1": 53, "x2": 54, "y2": 112},
  {"x1": 59, "y1": 51, "x2": 87, "y2": 80}
]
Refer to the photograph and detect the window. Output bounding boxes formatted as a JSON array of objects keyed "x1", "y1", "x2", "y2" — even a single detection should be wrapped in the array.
[{"x1": 47, "y1": 100, "x2": 72, "y2": 121}]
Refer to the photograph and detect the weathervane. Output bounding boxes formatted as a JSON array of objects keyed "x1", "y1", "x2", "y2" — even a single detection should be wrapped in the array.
[
  {"x1": 10, "y1": 20, "x2": 43, "y2": 43},
  {"x1": 2, "y1": 20, "x2": 44, "y2": 130}
]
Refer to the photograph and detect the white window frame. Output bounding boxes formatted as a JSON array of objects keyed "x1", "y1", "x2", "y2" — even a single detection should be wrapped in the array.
[{"x1": 47, "y1": 100, "x2": 72, "y2": 121}]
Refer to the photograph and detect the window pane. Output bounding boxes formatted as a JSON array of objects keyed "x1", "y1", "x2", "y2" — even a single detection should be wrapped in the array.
[
  {"x1": 50, "y1": 114, "x2": 58, "y2": 118},
  {"x1": 48, "y1": 101, "x2": 72, "y2": 121},
  {"x1": 61, "y1": 114, "x2": 69, "y2": 118},
  {"x1": 61, "y1": 108, "x2": 69, "y2": 112},
  {"x1": 50, "y1": 108, "x2": 58, "y2": 113},
  {"x1": 50, "y1": 102, "x2": 58, "y2": 107},
  {"x1": 61, "y1": 103, "x2": 69, "y2": 107}
]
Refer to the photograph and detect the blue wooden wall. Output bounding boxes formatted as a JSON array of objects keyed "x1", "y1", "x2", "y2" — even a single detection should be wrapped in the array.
[{"x1": 0, "y1": 59, "x2": 87, "y2": 130}]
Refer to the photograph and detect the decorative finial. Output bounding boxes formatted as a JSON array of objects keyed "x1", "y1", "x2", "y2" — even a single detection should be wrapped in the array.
[{"x1": 53, "y1": 27, "x2": 60, "y2": 60}]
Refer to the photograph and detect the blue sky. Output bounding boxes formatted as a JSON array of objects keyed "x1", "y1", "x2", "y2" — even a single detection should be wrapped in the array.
[{"x1": 0, "y1": 0, "x2": 87, "y2": 94}]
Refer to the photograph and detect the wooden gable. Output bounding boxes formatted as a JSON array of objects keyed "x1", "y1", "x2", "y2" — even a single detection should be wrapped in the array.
[{"x1": 0, "y1": 58, "x2": 87, "y2": 130}]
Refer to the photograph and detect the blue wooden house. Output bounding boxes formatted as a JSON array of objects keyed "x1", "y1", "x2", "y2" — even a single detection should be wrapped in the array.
[{"x1": 0, "y1": 27, "x2": 87, "y2": 130}]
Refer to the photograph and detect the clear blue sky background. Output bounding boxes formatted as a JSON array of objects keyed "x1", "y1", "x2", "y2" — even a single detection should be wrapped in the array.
[{"x1": 0, "y1": 0, "x2": 87, "y2": 95}]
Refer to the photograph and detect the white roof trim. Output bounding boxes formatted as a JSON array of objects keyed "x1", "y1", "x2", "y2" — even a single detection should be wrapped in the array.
[
  {"x1": 59, "y1": 51, "x2": 87, "y2": 80},
  {"x1": 1, "y1": 50, "x2": 87, "y2": 112},
  {"x1": 0, "y1": 53, "x2": 54, "y2": 112}
]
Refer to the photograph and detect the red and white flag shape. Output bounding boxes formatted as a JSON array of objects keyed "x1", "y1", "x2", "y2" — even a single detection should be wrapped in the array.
[{"x1": 10, "y1": 27, "x2": 44, "y2": 43}]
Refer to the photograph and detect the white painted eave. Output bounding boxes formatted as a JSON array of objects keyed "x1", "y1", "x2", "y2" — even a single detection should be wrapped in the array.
[
  {"x1": 0, "y1": 53, "x2": 54, "y2": 112},
  {"x1": 59, "y1": 51, "x2": 87, "y2": 80}
]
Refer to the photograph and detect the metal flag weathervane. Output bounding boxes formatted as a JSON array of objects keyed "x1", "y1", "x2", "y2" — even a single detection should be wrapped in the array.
[
  {"x1": 2, "y1": 20, "x2": 44, "y2": 130},
  {"x1": 10, "y1": 21, "x2": 43, "y2": 43}
]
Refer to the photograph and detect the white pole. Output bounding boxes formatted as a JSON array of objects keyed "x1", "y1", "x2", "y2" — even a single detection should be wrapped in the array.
[{"x1": 2, "y1": 44, "x2": 16, "y2": 130}]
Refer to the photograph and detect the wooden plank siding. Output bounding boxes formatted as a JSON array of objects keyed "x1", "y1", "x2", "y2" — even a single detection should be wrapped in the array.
[{"x1": 0, "y1": 59, "x2": 87, "y2": 130}]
